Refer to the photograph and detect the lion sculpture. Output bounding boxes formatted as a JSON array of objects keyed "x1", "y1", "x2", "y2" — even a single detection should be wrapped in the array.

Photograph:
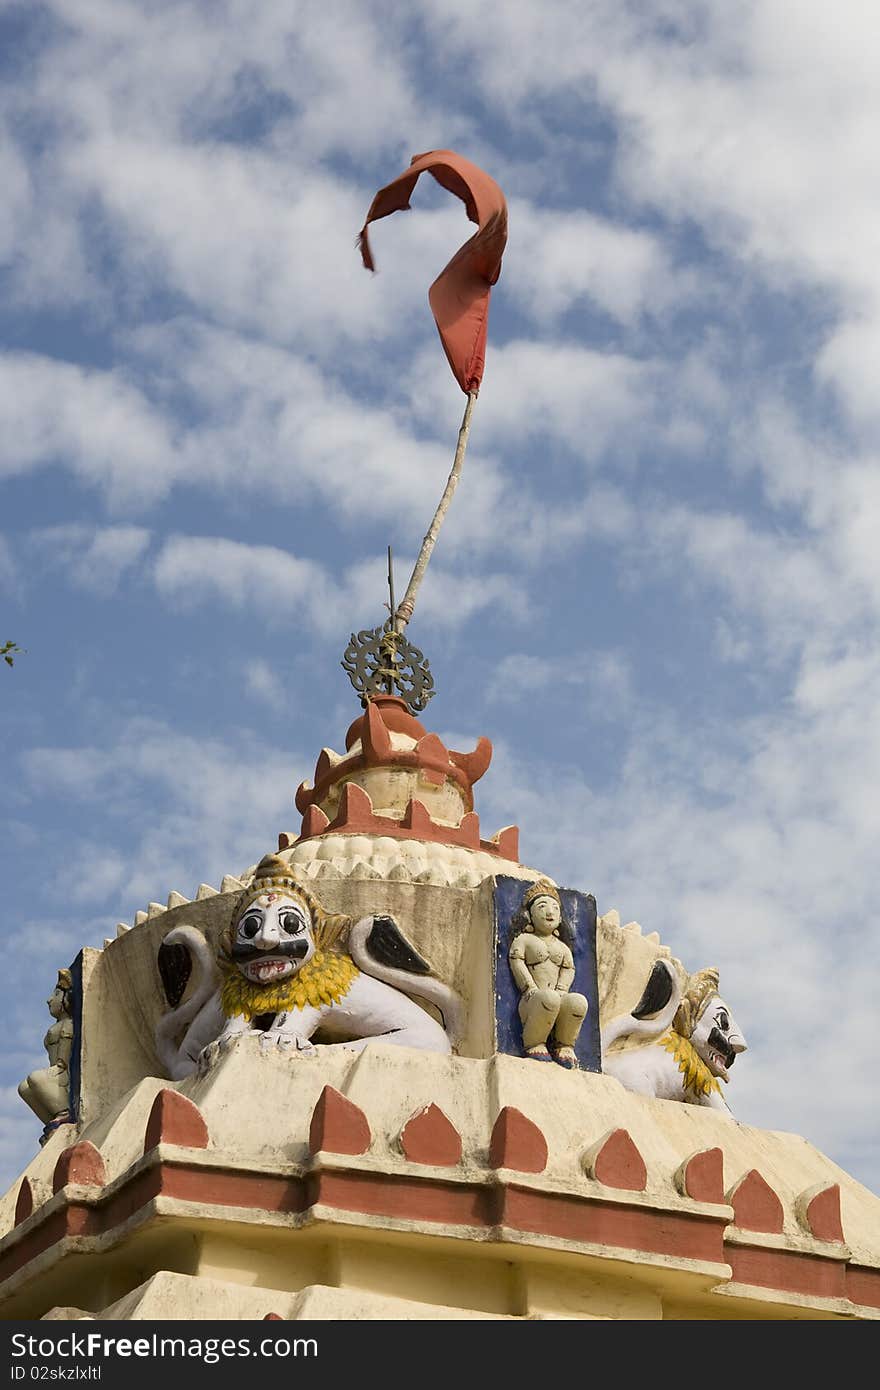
[
  {"x1": 601, "y1": 957, "x2": 747, "y2": 1113},
  {"x1": 155, "y1": 855, "x2": 463, "y2": 1080}
]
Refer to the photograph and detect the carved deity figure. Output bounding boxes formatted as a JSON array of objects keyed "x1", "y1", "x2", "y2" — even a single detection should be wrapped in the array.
[
  {"x1": 601, "y1": 958, "x2": 747, "y2": 1112},
  {"x1": 18, "y1": 969, "x2": 74, "y2": 1135},
  {"x1": 508, "y1": 880, "x2": 588, "y2": 1068},
  {"x1": 156, "y1": 854, "x2": 463, "y2": 1079}
]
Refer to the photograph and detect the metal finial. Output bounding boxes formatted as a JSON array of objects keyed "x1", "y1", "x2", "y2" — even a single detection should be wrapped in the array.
[{"x1": 341, "y1": 547, "x2": 435, "y2": 712}]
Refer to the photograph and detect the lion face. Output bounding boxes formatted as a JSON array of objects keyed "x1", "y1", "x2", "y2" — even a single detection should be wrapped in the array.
[
  {"x1": 230, "y1": 892, "x2": 315, "y2": 987},
  {"x1": 691, "y1": 994, "x2": 747, "y2": 1083}
]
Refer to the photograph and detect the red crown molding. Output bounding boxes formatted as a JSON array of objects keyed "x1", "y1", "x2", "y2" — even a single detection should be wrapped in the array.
[
  {"x1": 293, "y1": 781, "x2": 519, "y2": 862},
  {"x1": 296, "y1": 697, "x2": 493, "y2": 818}
]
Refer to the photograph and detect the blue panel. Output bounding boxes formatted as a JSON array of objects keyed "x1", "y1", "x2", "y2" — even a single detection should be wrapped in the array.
[
  {"x1": 494, "y1": 876, "x2": 601, "y2": 1073},
  {"x1": 67, "y1": 950, "x2": 84, "y2": 1123}
]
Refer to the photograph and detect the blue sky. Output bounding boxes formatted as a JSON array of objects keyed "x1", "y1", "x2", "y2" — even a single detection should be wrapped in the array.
[{"x1": 2, "y1": 0, "x2": 879, "y2": 1198}]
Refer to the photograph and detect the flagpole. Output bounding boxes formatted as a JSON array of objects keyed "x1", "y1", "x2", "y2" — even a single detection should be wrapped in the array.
[{"x1": 393, "y1": 389, "x2": 478, "y2": 633}]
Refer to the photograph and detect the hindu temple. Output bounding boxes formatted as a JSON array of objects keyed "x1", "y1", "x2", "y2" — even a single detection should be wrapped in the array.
[{"x1": 2, "y1": 673, "x2": 880, "y2": 1322}]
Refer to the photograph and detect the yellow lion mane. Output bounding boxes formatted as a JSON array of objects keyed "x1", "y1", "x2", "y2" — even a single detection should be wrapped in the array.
[{"x1": 658, "y1": 1030, "x2": 722, "y2": 1098}]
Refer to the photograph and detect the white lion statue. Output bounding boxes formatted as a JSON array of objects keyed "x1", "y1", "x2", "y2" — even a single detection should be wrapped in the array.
[
  {"x1": 155, "y1": 854, "x2": 462, "y2": 1080},
  {"x1": 601, "y1": 957, "x2": 747, "y2": 1113}
]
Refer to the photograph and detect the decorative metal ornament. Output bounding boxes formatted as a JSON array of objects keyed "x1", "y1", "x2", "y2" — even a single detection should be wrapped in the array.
[{"x1": 341, "y1": 621, "x2": 435, "y2": 712}]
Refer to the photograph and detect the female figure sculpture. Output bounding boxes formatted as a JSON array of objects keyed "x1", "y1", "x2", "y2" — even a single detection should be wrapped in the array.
[
  {"x1": 508, "y1": 880, "x2": 587, "y2": 1068},
  {"x1": 18, "y1": 969, "x2": 74, "y2": 1137}
]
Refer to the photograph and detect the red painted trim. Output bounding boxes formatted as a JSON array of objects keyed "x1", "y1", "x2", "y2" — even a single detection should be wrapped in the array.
[
  {"x1": 414, "y1": 734, "x2": 449, "y2": 782},
  {"x1": 300, "y1": 805, "x2": 330, "y2": 838},
  {"x1": 589, "y1": 1130, "x2": 648, "y2": 1192},
  {"x1": 1, "y1": 1155, "x2": 871, "y2": 1315},
  {"x1": 311, "y1": 1169, "x2": 491, "y2": 1227},
  {"x1": 499, "y1": 1185, "x2": 725, "y2": 1263},
  {"x1": 52, "y1": 1142, "x2": 106, "y2": 1195},
  {"x1": 298, "y1": 745, "x2": 475, "y2": 815},
  {"x1": 726, "y1": 1243, "x2": 847, "y2": 1300},
  {"x1": 677, "y1": 1148, "x2": 725, "y2": 1204},
  {"x1": 14, "y1": 1180, "x2": 33, "y2": 1227},
  {"x1": 0, "y1": 1161, "x2": 724, "y2": 1287},
  {"x1": 309, "y1": 1087, "x2": 371, "y2": 1157},
  {"x1": 402, "y1": 797, "x2": 434, "y2": 834},
  {"x1": 297, "y1": 697, "x2": 495, "y2": 818},
  {"x1": 846, "y1": 1264, "x2": 880, "y2": 1308},
  {"x1": 93, "y1": 1163, "x2": 164, "y2": 1228},
  {"x1": 295, "y1": 786, "x2": 519, "y2": 861},
  {"x1": 803, "y1": 1185, "x2": 845, "y2": 1244},
  {"x1": 489, "y1": 1108, "x2": 548, "y2": 1174},
  {"x1": 159, "y1": 1166, "x2": 303, "y2": 1214},
  {"x1": 448, "y1": 739, "x2": 492, "y2": 788},
  {"x1": 1, "y1": 1203, "x2": 100, "y2": 1285},
  {"x1": 399, "y1": 1105, "x2": 463, "y2": 1167},
  {"x1": 345, "y1": 697, "x2": 427, "y2": 750},
  {"x1": 363, "y1": 700, "x2": 393, "y2": 763},
  {"x1": 0, "y1": 1162, "x2": 308, "y2": 1288},
  {"x1": 492, "y1": 826, "x2": 519, "y2": 860},
  {"x1": 728, "y1": 1170, "x2": 784, "y2": 1234},
  {"x1": 144, "y1": 1090, "x2": 210, "y2": 1153}
]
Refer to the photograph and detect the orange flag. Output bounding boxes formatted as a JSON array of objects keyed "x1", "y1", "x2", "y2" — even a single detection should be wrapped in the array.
[{"x1": 359, "y1": 149, "x2": 508, "y2": 394}]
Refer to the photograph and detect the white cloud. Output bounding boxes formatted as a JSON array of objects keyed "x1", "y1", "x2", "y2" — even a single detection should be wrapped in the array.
[
  {"x1": 153, "y1": 534, "x2": 529, "y2": 637},
  {"x1": 420, "y1": 0, "x2": 880, "y2": 434},
  {"x1": 649, "y1": 506, "x2": 843, "y2": 647},
  {"x1": 477, "y1": 340, "x2": 656, "y2": 459},
  {"x1": 816, "y1": 321, "x2": 880, "y2": 434},
  {"x1": 244, "y1": 659, "x2": 286, "y2": 712},
  {"x1": 21, "y1": 716, "x2": 298, "y2": 909},
  {"x1": 0, "y1": 129, "x2": 32, "y2": 264},
  {"x1": 506, "y1": 197, "x2": 696, "y2": 327},
  {"x1": 487, "y1": 648, "x2": 634, "y2": 715},
  {"x1": 7, "y1": 1, "x2": 466, "y2": 336},
  {"x1": 408, "y1": 337, "x2": 660, "y2": 465},
  {"x1": 407, "y1": 336, "x2": 737, "y2": 489},
  {"x1": 154, "y1": 534, "x2": 333, "y2": 630},
  {"x1": 70, "y1": 137, "x2": 396, "y2": 347},
  {"x1": 0, "y1": 353, "x2": 178, "y2": 509},
  {"x1": 347, "y1": 553, "x2": 532, "y2": 629},
  {"x1": 28, "y1": 0, "x2": 439, "y2": 159},
  {"x1": 31, "y1": 523, "x2": 151, "y2": 594},
  {"x1": 0, "y1": 535, "x2": 17, "y2": 596},
  {"x1": 129, "y1": 319, "x2": 519, "y2": 547},
  {"x1": 0, "y1": 330, "x2": 504, "y2": 535},
  {"x1": 258, "y1": 3, "x2": 445, "y2": 159}
]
